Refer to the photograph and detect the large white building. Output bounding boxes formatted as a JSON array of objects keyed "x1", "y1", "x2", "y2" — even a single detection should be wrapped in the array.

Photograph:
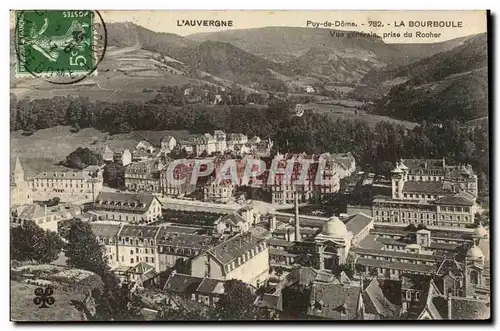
[
  {"x1": 269, "y1": 153, "x2": 346, "y2": 204},
  {"x1": 373, "y1": 159, "x2": 479, "y2": 228},
  {"x1": 29, "y1": 166, "x2": 103, "y2": 201},
  {"x1": 92, "y1": 211, "x2": 271, "y2": 287},
  {"x1": 93, "y1": 192, "x2": 163, "y2": 224},
  {"x1": 191, "y1": 230, "x2": 270, "y2": 287}
]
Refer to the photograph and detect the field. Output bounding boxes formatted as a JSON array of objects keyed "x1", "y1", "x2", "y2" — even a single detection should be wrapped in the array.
[
  {"x1": 10, "y1": 126, "x2": 197, "y2": 176},
  {"x1": 10, "y1": 281, "x2": 85, "y2": 321},
  {"x1": 309, "y1": 103, "x2": 418, "y2": 129}
]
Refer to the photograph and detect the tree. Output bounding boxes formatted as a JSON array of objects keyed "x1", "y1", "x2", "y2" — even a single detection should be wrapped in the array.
[
  {"x1": 209, "y1": 280, "x2": 258, "y2": 320},
  {"x1": 11, "y1": 222, "x2": 64, "y2": 263},
  {"x1": 173, "y1": 258, "x2": 191, "y2": 274},
  {"x1": 65, "y1": 220, "x2": 141, "y2": 321},
  {"x1": 103, "y1": 163, "x2": 125, "y2": 189},
  {"x1": 282, "y1": 284, "x2": 311, "y2": 319},
  {"x1": 158, "y1": 307, "x2": 208, "y2": 321},
  {"x1": 65, "y1": 220, "x2": 109, "y2": 274},
  {"x1": 63, "y1": 147, "x2": 103, "y2": 170}
]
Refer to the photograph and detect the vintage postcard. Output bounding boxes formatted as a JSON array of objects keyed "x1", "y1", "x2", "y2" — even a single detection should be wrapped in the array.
[{"x1": 10, "y1": 10, "x2": 490, "y2": 321}]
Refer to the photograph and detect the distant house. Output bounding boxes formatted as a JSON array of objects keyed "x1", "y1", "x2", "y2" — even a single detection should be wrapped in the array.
[
  {"x1": 161, "y1": 136, "x2": 177, "y2": 153},
  {"x1": 114, "y1": 149, "x2": 132, "y2": 166},
  {"x1": 163, "y1": 271, "x2": 226, "y2": 307},
  {"x1": 11, "y1": 203, "x2": 82, "y2": 232},
  {"x1": 136, "y1": 141, "x2": 155, "y2": 154},
  {"x1": 203, "y1": 179, "x2": 235, "y2": 203},
  {"x1": 90, "y1": 145, "x2": 114, "y2": 163},
  {"x1": 305, "y1": 85, "x2": 315, "y2": 93},
  {"x1": 125, "y1": 158, "x2": 165, "y2": 193},
  {"x1": 214, "y1": 94, "x2": 223, "y2": 105}
]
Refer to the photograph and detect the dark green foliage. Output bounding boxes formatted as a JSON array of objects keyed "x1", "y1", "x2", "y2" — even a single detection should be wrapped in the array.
[
  {"x1": 11, "y1": 91, "x2": 489, "y2": 193},
  {"x1": 103, "y1": 163, "x2": 125, "y2": 189},
  {"x1": 173, "y1": 258, "x2": 191, "y2": 274},
  {"x1": 158, "y1": 308, "x2": 209, "y2": 321},
  {"x1": 64, "y1": 220, "x2": 142, "y2": 321},
  {"x1": 282, "y1": 284, "x2": 311, "y2": 318},
  {"x1": 42, "y1": 197, "x2": 60, "y2": 207},
  {"x1": 10, "y1": 222, "x2": 65, "y2": 263},
  {"x1": 209, "y1": 279, "x2": 258, "y2": 320},
  {"x1": 357, "y1": 34, "x2": 487, "y2": 122},
  {"x1": 63, "y1": 147, "x2": 103, "y2": 170}
]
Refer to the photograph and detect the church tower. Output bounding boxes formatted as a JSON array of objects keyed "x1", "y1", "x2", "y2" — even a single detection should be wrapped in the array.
[
  {"x1": 10, "y1": 157, "x2": 33, "y2": 206},
  {"x1": 11, "y1": 157, "x2": 25, "y2": 185}
]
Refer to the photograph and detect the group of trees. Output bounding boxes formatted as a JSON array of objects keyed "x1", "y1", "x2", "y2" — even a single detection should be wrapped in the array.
[
  {"x1": 158, "y1": 279, "x2": 261, "y2": 321},
  {"x1": 103, "y1": 163, "x2": 125, "y2": 189},
  {"x1": 62, "y1": 147, "x2": 103, "y2": 169},
  {"x1": 11, "y1": 219, "x2": 142, "y2": 320},
  {"x1": 64, "y1": 220, "x2": 142, "y2": 320},
  {"x1": 11, "y1": 93, "x2": 489, "y2": 193},
  {"x1": 11, "y1": 222, "x2": 65, "y2": 263}
]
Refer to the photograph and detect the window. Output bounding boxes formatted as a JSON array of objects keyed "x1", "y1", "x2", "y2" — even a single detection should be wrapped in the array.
[
  {"x1": 151, "y1": 258, "x2": 154, "y2": 263},
  {"x1": 136, "y1": 247, "x2": 139, "y2": 253},
  {"x1": 130, "y1": 250, "x2": 134, "y2": 255},
  {"x1": 130, "y1": 258, "x2": 134, "y2": 263},
  {"x1": 406, "y1": 291, "x2": 411, "y2": 301}
]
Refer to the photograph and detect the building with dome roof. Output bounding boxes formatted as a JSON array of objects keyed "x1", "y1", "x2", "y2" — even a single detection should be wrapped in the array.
[
  {"x1": 473, "y1": 223, "x2": 488, "y2": 239},
  {"x1": 466, "y1": 245, "x2": 484, "y2": 260},
  {"x1": 464, "y1": 243, "x2": 486, "y2": 298},
  {"x1": 313, "y1": 216, "x2": 353, "y2": 268}
]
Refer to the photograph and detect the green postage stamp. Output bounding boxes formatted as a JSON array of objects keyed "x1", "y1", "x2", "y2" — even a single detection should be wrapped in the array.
[{"x1": 14, "y1": 10, "x2": 106, "y2": 82}]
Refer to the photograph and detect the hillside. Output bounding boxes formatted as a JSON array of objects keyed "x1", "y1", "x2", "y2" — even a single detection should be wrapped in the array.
[
  {"x1": 181, "y1": 41, "x2": 288, "y2": 88},
  {"x1": 187, "y1": 27, "x2": 472, "y2": 65},
  {"x1": 361, "y1": 34, "x2": 488, "y2": 122},
  {"x1": 106, "y1": 22, "x2": 196, "y2": 59},
  {"x1": 284, "y1": 45, "x2": 386, "y2": 84}
]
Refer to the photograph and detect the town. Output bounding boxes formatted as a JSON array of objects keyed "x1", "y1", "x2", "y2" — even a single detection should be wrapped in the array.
[
  {"x1": 10, "y1": 128, "x2": 490, "y2": 320},
  {"x1": 10, "y1": 10, "x2": 490, "y2": 322}
]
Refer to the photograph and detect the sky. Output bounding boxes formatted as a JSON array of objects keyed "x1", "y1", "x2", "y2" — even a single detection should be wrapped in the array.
[{"x1": 98, "y1": 10, "x2": 488, "y2": 43}]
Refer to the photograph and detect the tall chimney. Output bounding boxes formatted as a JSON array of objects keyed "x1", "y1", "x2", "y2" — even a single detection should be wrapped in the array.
[
  {"x1": 294, "y1": 191, "x2": 300, "y2": 242},
  {"x1": 447, "y1": 291, "x2": 452, "y2": 320}
]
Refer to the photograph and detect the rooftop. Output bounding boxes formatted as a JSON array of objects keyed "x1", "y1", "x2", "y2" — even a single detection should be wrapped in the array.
[
  {"x1": 157, "y1": 231, "x2": 216, "y2": 250},
  {"x1": 434, "y1": 192, "x2": 475, "y2": 206},
  {"x1": 351, "y1": 247, "x2": 437, "y2": 262},
  {"x1": 344, "y1": 213, "x2": 373, "y2": 238},
  {"x1": 196, "y1": 277, "x2": 225, "y2": 295},
  {"x1": 361, "y1": 278, "x2": 400, "y2": 318},
  {"x1": 163, "y1": 273, "x2": 204, "y2": 294},
  {"x1": 308, "y1": 282, "x2": 361, "y2": 319},
  {"x1": 402, "y1": 181, "x2": 446, "y2": 194},
  {"x1": 208, "y1": 232, "x2": 264, "y2": 266},
  {"x1": 91, "y1": 222, "x2": 122, "y2": 238},
  {"x1": 33, "y1": 170, "x2": 89, "y2": 180},
  {"x1": 118, "y1": 224, "x2": 161, "y2": 238},
  {"x1": 94, "y1": 192, "x2": 159, "y2": 213},
  {"x1": 356, "y1": 258, "x2": 436, "y2": 274}
]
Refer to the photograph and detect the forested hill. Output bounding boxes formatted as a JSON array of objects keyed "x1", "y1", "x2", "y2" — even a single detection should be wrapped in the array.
[
  {"x1": 356, "y1": 33, "x2": 488, "y2": 123},
  {"x1": 10, "y1": 95, "x2": 489, "y2": 193},
  {"x1": 180, "y1": 41, "x2": 288, "y2": 87}
]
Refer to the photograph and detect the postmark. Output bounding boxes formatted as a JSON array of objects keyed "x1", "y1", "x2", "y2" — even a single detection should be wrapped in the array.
[{"x1": 14, "y1": 10, "x2": 107, "y2": 84}]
